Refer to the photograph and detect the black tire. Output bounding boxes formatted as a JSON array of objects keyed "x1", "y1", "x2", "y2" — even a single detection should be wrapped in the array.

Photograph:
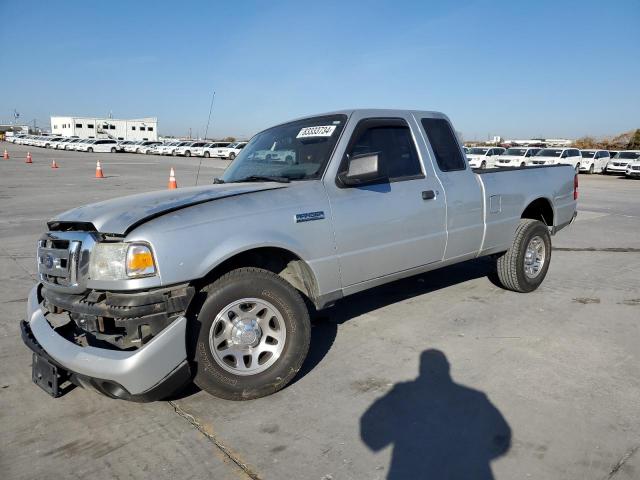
[
  {"x1": 136, "y1": 148, "x2": 141, "y2": 154},
  {"x1": 204, "y1": 151, "x2": 210, "y2": 158},
  {"x1": 110, "y1": 147, "x2": 116, "y2": 153},
  {"x1": 496, "y1": 219, "x2": 551, "y2": 293},
  {"x1": 189, "y1": 267, "x2": 311, "y2": 400},
  {"x1": 229, "y1": 152, "x2": 236, "y2": 160},
  {"x1": 480, "y1": 160, "x2": 486, "y2": 169},
  {"x1": 185, "y1": 150, "x2": 191, "y2": 157},
  {"x1": 87, "y1": 147, "x2": 93, "y2": 153},
  {"x1": 520, "y1": 162, "x2": 526, "y2": 167},
  {"x1": 589, "y1": 164, "x2": 594, "y2": 174}
]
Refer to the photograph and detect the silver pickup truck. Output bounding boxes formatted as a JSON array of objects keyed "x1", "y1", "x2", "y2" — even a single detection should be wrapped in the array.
[{"x1": 22, "y1": 109, "x2": 577, "y2": 401}]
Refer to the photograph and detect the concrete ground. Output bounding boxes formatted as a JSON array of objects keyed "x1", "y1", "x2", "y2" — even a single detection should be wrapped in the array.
[{"x1": 1, "y1": 142, "x2": 639, "y2": 479}]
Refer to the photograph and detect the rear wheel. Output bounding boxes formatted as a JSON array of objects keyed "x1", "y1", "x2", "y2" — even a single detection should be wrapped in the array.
[
  {"x1": 110, "y1": 147, "x2": 116, "y2": 153},
  {"x1": 496, "y1": 219, "x2": 551, "y2": 293},
  {"x1": 189, "y1": 267, "x2": 311, "y2": 400}
]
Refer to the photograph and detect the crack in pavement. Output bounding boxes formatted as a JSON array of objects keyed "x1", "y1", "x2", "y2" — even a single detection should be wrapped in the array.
[
  {"x1": 168, "y1": 401, "x2": 261, "y2": 480},
  {"x1": 604, "y1": 444, "x2": 639, "y2": 479},
  {"x1": 554, "y1": 247, "x2": 640, "y2": 253}
]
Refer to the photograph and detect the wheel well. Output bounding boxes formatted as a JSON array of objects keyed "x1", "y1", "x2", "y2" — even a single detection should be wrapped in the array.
[
  {"x1": 522, "y1": 198, "x2": 554, "y2": 226},
  {"x1": 196, "y1": 247, "x2": 319, "y2": 306}
]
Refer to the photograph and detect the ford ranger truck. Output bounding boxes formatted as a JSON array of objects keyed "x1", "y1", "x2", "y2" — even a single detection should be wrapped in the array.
[{"x1": 22, "y1": 109, "x2": 578, "y2": 401}]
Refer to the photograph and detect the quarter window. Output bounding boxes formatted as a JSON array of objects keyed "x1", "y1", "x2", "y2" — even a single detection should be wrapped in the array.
[
  {"x1": 75, "y1": 123, "x2": 82, "y2": 128},
  {"x1": 343, "y1": 118, "x2": 422, "y2": 181},
  {"x1": 420, "y1": 117, "x2": 466, "y2": 171},
  {"x1": 140, "y1": 126, "x2": 146, "y2": 131},
  {"x1": 148, "y1": 127, "x2": 154, "y2": 132}
]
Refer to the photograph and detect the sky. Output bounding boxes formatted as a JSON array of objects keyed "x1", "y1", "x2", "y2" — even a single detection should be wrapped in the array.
[{"x1": 0, "y1": 0, "x2": 639, "y2": 140}]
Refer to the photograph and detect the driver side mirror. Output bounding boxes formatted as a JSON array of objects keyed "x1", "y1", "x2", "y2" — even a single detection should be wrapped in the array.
[{"x1": 338, "y1": 152, "x2": 388, "y2": 187}]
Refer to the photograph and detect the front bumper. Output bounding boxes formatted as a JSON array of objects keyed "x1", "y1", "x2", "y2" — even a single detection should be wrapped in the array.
[
  {"x1": 606, "y1": 165, "x2": 628, "y2": 173},
  {"x1": 22, "y1": 285, "x2": 191, "y2": 400},
  {"x1": 626, "y1": 170, "x2": 640, "y2": 177}
]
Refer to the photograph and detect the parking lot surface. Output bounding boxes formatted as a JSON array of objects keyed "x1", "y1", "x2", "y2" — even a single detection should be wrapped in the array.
[{"x1": 1, "y1": 143, "x2": 639, "y2": 479}]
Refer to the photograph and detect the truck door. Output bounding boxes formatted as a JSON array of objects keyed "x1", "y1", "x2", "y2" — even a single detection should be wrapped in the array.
[
  {"x1": 415, "y1": 116, "x2": 484, "y2": 260},
  {"x1": 325, "y1": 117, "x2": 447, "y2": 287}
]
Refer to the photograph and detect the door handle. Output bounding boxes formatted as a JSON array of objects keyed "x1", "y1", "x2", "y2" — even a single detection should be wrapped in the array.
[{"x1": 422, "y1": 190, "x2": 436, "y2": 200}]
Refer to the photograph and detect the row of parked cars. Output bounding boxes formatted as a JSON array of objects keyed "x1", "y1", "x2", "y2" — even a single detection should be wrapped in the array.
[
  {"x1": 463, "y1": 146, "x2": 640, "y2": 178},
  {"x1": 7, "y1": 134, "x2": 248, "y2": 159}
]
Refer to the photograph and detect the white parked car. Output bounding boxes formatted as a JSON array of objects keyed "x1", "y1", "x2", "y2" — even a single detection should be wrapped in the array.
[
  {"x1": 76, "y1": 139, "x2": 98, "y2": 152},
  {"x1": 123, "y1": 141, "x2": 144, "y2": 153},
  {"x1": 65, "y1": 138, "x2": 84, "y2": 150},
  {"x1": 42, "y1": 137, "x2": 64, "y2": 148},
  {"x1": 466, "y1": 147, "x2": 505, "y2": 169},
  {"x1": 85, "y1": 139, "x2": 119, "y2": 153},
  {"x1": 116, "y1": 140, "x2": 136, "y2": 152},
  {"x1": 625, "y1": 160, "x2": 640, "y2": 179},
  {"x1": 134, "y1": 141, "x2": 163, "y2": 154},
  {"x1": 195, "y1": 142, "x2": 231, "y2": 158},
  {"x1": 495, "y1": 147, "x2": 541, "y2": 168},
  {"x1": 578, "y1": 150, "x2": 610, "y2": 174},
  {"x1": 528, "y1": 148, "x2": 582, "y2": 170},
  {"x1": 175, "y1": 141, "x2": 208, "y2": 157},
  {"x1": 606, "y1": 151, "x2": 640, "y2": 174},
  {"x1": 51, "y1": 138, "x2": 73, "y2": 149},
  {"x1": 154, "y1": 141, "x2": 182, "y2": 155},
  {"x1": 212, "y1": 142, "x2": 248, "y2": 160}
]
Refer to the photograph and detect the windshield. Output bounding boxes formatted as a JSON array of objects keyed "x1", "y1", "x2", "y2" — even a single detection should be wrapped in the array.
[
  {"x1": 616, "y1": 152, "x2": 640, "y2": 159},
  {"x1": 536, "y1": 149, "x2": 562, "y2": 157},
  {"x1": 581, "y1": 151, "x2": 596, "y2": 158},
  {"x1": 222, "y1": 114, "x2": 347, "y2": 182},
  {"x1": 503, "y1": 148, "x2": 527, "y2": 156},
  {"x1": 469, "y1": 148, "x2": 488, "y2": 155}
]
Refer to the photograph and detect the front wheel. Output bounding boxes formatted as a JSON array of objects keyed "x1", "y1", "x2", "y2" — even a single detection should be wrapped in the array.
[
  {"x1": 87, "y1": 147, "x2": 93, "y2": 153},
  {"x1": 480, "y1": 160, "x2": 486, "y2": 169},
  {"x1": 189, "y1": 267, "x2": 311, "y2": 400},
  {"x1": 229, "y1": 152, "x2": 236, "y2": 160},
  {"x1": 185, "y1": 151, "x2": 191, "y2": 157},
  {"x1": 589, "y1": 164, "x2": 594, "y2": 174},
  {"x1": 496, "y1": 219, "x2": 551, "y2": 293},
  {"x1": 111, "y1": 147, "x2": 116, "y2": 153},
  {"x1": 204, "y1": 151, "x2": 210, "y2": 158}
]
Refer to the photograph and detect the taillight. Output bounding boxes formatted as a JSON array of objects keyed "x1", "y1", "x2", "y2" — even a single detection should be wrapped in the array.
[{"x1": 574, "y1": 174, "x2": 579, "y2": 200}]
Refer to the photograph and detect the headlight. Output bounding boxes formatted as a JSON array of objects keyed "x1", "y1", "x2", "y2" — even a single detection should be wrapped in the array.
[{"x1": 89, "y1": 242, "x2": 156, "y2": 281}]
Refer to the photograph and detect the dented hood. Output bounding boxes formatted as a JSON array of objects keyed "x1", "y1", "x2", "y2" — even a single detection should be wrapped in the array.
[{"x1": 49, "y1": 183, "x2": 285, "y2": 235}]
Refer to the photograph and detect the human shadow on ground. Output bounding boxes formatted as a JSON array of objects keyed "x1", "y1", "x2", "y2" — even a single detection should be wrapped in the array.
[{"x1": 360, "y1": 349, "x2": 511, "y2": 479}]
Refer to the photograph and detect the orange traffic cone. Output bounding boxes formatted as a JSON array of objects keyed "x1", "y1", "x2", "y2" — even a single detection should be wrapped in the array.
[
  {"x1": 168, "y1": 167, "x2": 177, "y2": 189},
  {"x1": 3, "y1": 149, "x2": 8, "y2": 160},
  {"x1": 95, "y1": 161, "x2": 104, "y2": 178},
  {"x1": 51, "y1": 160, "x2": 59, "y2": 169},
  {"x1": 25, "y1": 152, "x2": 32, "y2": 164}
]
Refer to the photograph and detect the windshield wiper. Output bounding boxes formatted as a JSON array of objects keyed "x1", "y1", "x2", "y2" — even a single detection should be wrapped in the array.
[{"x1": 232, "y1": 175, "x2": 291, "y2": 183}]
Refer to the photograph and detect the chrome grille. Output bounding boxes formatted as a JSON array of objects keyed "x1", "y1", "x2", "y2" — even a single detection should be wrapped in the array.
[{"x1": 37, "y1": 231, "x2": 96, "y2": 293}]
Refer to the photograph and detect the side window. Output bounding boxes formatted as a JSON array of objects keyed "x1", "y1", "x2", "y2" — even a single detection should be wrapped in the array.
[
  {"x1": 560, "y1": 150, "x2": 567, "y2": 158},
  {"x1": 343, "y1": 118, "x2": 422, "y2": 181},
  {"x1": 420, "y1": 118, "x2": 466, "y2": 171}
]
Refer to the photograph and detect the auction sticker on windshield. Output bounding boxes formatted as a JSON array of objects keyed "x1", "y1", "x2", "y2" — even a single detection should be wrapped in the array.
[{"x1": 296, "y1": 125, "x2": 336, "y2": 138}]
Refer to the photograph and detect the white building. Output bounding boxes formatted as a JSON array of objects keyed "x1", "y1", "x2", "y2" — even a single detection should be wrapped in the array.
[{"x1": 50, "y1": 116, "x2": 158, "y2": 141}]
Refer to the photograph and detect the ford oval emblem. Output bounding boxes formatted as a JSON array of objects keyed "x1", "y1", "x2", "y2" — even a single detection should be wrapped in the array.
[{"x1": 44, "y1": 254, "x2": 54, "y2": 269}]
